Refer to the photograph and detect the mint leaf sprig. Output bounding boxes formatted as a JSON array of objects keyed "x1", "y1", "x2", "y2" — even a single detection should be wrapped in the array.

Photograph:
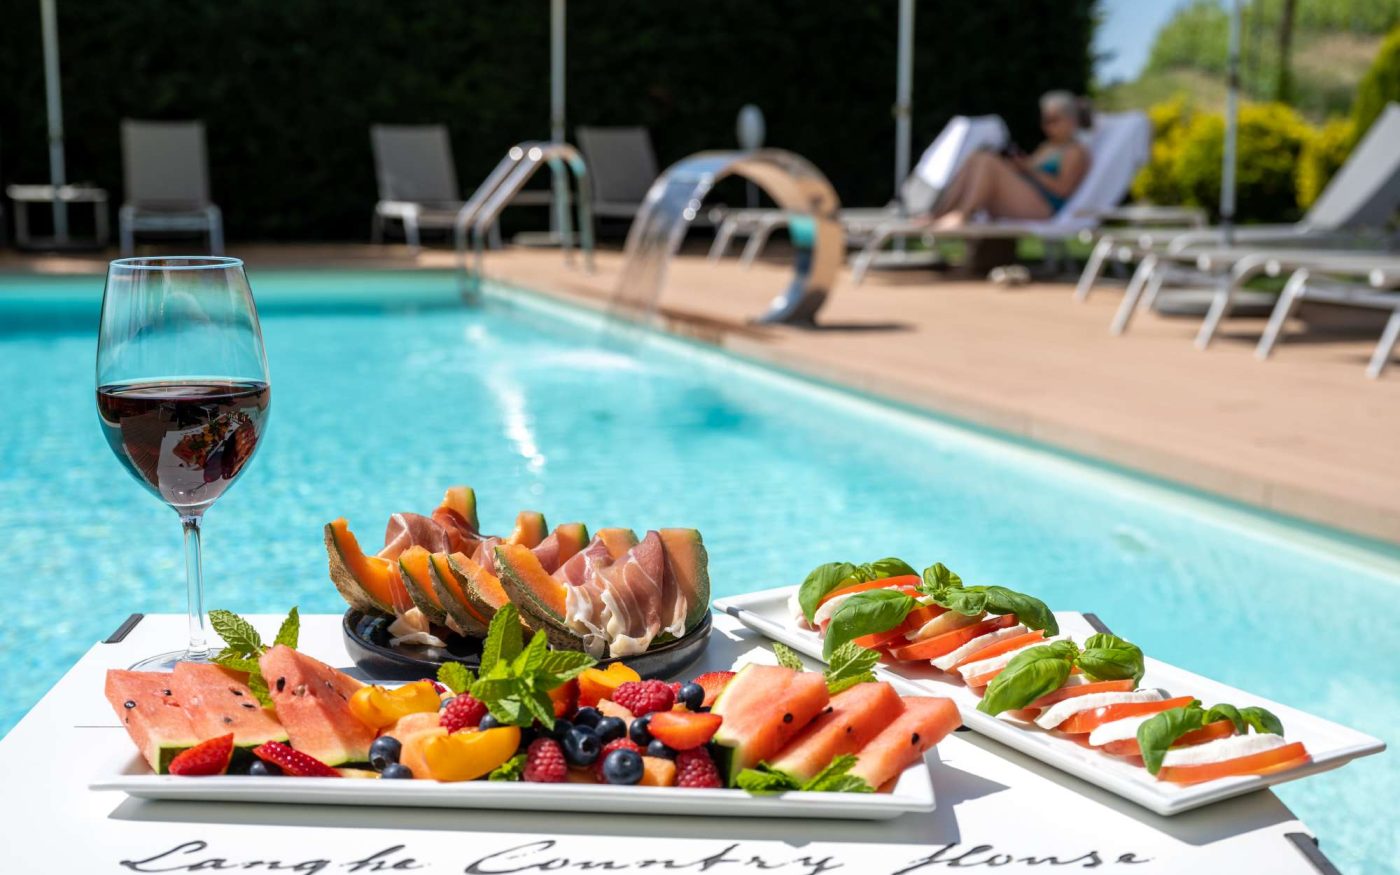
[
  {"x1": 771, "y1": 642, "x2": 806, "y2": 671},
  {"x1": 437, "y1": 604, "x2": 596, "y2": 730},
  {"x1": 735, "y1": 754, "x2": 874, "y2": 795},
  {"x1": 208, "y1": 607, "x2": 300, "y2": 708},
  {"x1": 824, "y1": 641, "x2": 880, "y2": 695}
]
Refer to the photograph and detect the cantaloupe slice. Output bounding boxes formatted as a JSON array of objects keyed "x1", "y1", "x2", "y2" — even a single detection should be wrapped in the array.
[
  {"x1": 495, "y1": 543, "x2": 587, "y2": 650},
  {"x1": 439, "y1": 486, "x2": 479, "y2": 532},
  {"x1": 428, "y1": 552, "x2": 491, "y2": 637},
  {"x1": 398, "y1": 546, "x2": 449, "y2": 626},
  {"x1": 659, "y1": 528, "x2": 711, "y2": 631},
  {"x1": 507, "y1": 511, "x2": 548, "y2": 548},
  {"x1": 325, "y1": 518, "x2": 408, "y2": 615},
  {"x1": 595, "y1": 528, "x2": 639, "y2": 560}
]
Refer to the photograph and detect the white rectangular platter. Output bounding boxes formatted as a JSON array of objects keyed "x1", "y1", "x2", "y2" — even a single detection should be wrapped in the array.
[{"x1": 715, "y1": 586, "x2": 1385, "y2": 816}]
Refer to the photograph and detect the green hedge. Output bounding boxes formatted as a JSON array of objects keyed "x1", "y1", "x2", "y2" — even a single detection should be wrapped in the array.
[
  {"x1": 0, "y1": 1, "x2": 1094, "y2": 241},
  {"x1": 1352, "y1": 25, "x2": 1400, "y2": 145}
]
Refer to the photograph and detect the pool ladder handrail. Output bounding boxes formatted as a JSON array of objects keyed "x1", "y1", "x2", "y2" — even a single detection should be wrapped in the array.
[{"x1": 454, "y1": 141, "x2": 595, "y2": 282}]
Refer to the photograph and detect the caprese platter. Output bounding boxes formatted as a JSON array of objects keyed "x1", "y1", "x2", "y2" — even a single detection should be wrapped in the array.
[{"x1": 714, "y1": 559, "x2": 1384, "y2": 816}]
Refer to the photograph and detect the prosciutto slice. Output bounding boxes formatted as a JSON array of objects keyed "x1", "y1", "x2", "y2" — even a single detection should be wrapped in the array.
[
  {"x1": 377, "y1": 512, "x2": 449, "y2": 560},
  {"x1": 431, "y1": 506, "x2": 480, "y2": 556},
  {"x1": 560, "y1": 537, "x2": 615, "y2": 657},
  {"x1": 557, "y1": 531, "x2": 684, "y2": 658},
  {"x1": 471, "y1": 536, "x2": 504, "y2": 577}
]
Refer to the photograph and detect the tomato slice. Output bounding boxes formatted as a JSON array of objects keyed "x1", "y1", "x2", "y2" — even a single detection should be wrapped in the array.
[
  {"x1": 817, "y1": 575, "x2": 921, "y2": 608},
  {"x1": 1018, "y1": 679, "x2": 1136, "y2": 717},
  {"x1": 1156, "y1": 742, "x2": 1310, "y2": 784},
  {"x1": 1057, "y1": 696, "x2": 1195, "y2": 735},
  {"x1": 854, "y1": 625, "x2": 910, "y2": 649},
  {"x1": 1100, "y1": 719, "x2": 1235, "y2": 757},
  {"x1": 951, "y1": 629, "x2": 1046, "y2": 672},
  {"x1": 889, "y1": 614, "x2": 1019, "y2": 661}
]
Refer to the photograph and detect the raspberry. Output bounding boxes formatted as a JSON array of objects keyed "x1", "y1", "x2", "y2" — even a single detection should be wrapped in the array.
[
  {"x1": 439, "y1": 695, "x2": 488, "y2": 733},
  {"x1": 612, "y1": 680, "x2": 675, "y2": 717},
  {"x1": 675, "y1": 747, "x2": 722, "y2": 788},
  {"x1": 523, "y1": 737, "x2": 567, "y2": 783},
  {"x1": 594, "y1": 738, "x2": 643, "y2": 781},
  {"x1": 252, "y1": 742, "x2": 340, "y2": 778}
]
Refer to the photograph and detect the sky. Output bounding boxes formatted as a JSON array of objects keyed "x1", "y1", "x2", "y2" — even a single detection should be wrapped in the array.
[{"x1": 1096, "y1": 0, "x2": 1194, "y2": 83}]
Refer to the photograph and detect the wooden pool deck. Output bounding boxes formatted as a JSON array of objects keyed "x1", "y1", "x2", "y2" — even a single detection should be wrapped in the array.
[{"x1": 4, "y1": 242, "x2": 1397, "y2": 545}]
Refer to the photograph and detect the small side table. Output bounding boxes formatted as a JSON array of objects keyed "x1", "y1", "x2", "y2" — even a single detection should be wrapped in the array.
[{"x1": 5, "y1": 183, "x2": 110, "y2": 250}]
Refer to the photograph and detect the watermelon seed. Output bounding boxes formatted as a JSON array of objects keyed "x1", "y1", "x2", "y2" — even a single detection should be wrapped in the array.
[
  {"x1": 783, "y1": 713, "x2": 794, "y2": 723},
  {"x1": 911, "y1": 733, "x2": 921, "y2": 745},
  {"x1": 275, "y1": 677, "x2": 286, "y2": 692},
  {"x1": 241, "y1": 702, "x2": 256, "y2": 710},
  {"x1": 123, "y1": 700, "x2": 135, "y2": 709},
  {"x1": 162, "y1": 689, "x2": 172, "y2": 696},
  {"x1": 231, "y1": 688, "x2": 244, "y2": 697},
  {"x1": 223, "y1": 716, "x2": 233, "y2": 725}
]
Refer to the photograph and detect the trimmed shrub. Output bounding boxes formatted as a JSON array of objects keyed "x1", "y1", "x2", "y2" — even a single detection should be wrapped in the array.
[
  {"x1": 1129, "y1": 96, "x2": 1195, "y2": 206},
  {"x1": 1351, "y1": 25, "x2": 1400, "y2": 145},
  {"x1": 1296, "y1": 117, "x2": 1355, "y2": 209}
]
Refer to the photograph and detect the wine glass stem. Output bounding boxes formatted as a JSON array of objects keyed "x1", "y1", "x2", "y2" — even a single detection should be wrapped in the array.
[{"x1": 181, "y1": 514, "x2": 209, "y2": 661}]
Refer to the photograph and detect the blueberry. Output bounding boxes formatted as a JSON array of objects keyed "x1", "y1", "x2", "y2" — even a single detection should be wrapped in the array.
[
  {"x1": 646, "y1": 739, "x2": 676, "y2": 759},
  {"x1": 479, "y1": 713, "x2": 503, "y2": 730},
  {"x1": 550, "y1": 718, "x2": 574, "y2": 741},
  {"x1": 439, "y1": 695, "x2": 455, "y2": 711},
  {"x1": 247, "y1": 759, "x2": 281, "y2": 776},
  {"x1": 562, "y1": 726, "x2": 601, "y2": 766},
  {"x1": 676, "y1": 682, "x2": 705, "y2": 711},
  {"x1": 572, "y1": 707, "x2": 601, "y2": 728},
  {"x1": 595, "y1": 716, "x2": 626, "y2": 743},
  {"x1": 380, "y1": 763, "x2": 414, "y2": 779},
  {"x1": 628, "y1": 714, "x2": 654, "y2": 746},
  {"x1": 369, "y1": 736, "x2": 402, "y2": 772},
  {"x1": 601, "y1": 749, "x2": 644, "y2": 785}
]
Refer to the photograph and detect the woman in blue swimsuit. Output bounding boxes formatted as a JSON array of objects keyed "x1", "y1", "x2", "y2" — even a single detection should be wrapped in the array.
[{"x1": 930, "y1": 91, "x2": 1091, "y2": 229}]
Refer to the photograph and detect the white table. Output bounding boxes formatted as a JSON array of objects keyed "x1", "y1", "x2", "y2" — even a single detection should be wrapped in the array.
[
  {"x1": 5, "y1": 183, "x2": 110, "y2": 249},
  {"x1": 0, "y1": 613, "x2": 1339, "y2": 874}
]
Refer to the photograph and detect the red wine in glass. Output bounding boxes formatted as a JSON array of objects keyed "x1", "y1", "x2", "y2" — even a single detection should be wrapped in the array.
[
  {"x1": 96, "y1": 256, "x2": 271, "y2": 671},
  {"x1": 96, "y1": 380, "x2": 270, "y2": 514}
]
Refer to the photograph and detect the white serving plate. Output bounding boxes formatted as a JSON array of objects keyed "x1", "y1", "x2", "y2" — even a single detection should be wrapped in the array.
[
  {"x1": 715, "y1": 586, "x2": 1385, "y2": 816},
  {"x1": 91, "y1": 731, "x2": 935, "y2": 821}
]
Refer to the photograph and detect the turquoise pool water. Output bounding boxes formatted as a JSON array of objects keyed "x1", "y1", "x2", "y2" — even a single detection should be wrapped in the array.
[{"x1": 1, "y1": 269, "x2": 1396, "y2": 872}]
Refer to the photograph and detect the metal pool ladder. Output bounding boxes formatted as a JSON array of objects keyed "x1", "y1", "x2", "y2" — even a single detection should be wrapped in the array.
[{"x1": 455, "y1": 141, "x2": 595, "y2": 288}]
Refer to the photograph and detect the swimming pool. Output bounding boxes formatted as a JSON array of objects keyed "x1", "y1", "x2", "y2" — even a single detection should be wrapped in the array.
[{"x1": 1, "y1": 269, "x2": 1395, "y2": 872}]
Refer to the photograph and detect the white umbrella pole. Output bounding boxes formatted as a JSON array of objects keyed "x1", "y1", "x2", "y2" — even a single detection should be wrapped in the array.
[
  {"x1": 894, "y1": 0, "x2": 914, "y2": 253},
  {"x1": 549, "y1": 0, "x2": 567, "y2": 240},
  {"x1": 1221, "y1": 0, "x2": 1241, "y2": 246},
  {"x1": 40, "y1": 0, "x2": 69, "y2": 241}
]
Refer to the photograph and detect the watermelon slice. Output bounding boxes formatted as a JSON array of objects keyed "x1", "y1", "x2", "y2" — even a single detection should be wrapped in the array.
[
  {"x1": 710, "y1": 665, "x2": 830, "y2": 785},
  {"x1": 850, "y1": 696, "x2": 960, "y2": 791},
  {"x1": 105, "y1": 670, "x2": 200, "y2": 774},
  {"x1": 259, "y1": 645, "x2": 375, "y2": 765},
  {"x1": 768, "y1": 682, "x2": 906, "y2": 782},
  {"x1": 170, "y1": 663, "x2": 287, "y2": 749}
]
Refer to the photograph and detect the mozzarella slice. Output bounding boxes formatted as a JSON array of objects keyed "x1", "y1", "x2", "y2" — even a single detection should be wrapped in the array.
[
  {"x1": 906, "y1": 609, "x2": 982, "y2": 642},
  {"x1": 788, "y1": 591, "x2": 815, "y2": 631},
  {"x1": 729, "y1": 646, "x2": 781, "y2": 673},
  {"x1": 1087, "y1": 713, "x2": 1157, "y2": 747},
  {"x1": 958, "y1": 634, "x2": 1068, "y2": 681},
  {"x1": 1160, "y1": 733, "x2": 1288, "y2": 768},
  {"x1": 1034, "y1": 690, "x2": 1165, "y2": 730},
  {"x1": 812, "y1": 592, "x2": 858, "y2": 628},
  {"x1": 929, "y1": 624, "x2": 1028, "y2": 671}
]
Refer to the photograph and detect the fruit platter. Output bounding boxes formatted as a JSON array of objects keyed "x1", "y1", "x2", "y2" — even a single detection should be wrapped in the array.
[
  {"x1": 714, "y1": 557, "x2": 1385, "y2": 815},
  {"x1": 93, "y1": 602, "x2": 958, "y2": 819},
  {"x1": 325, "y1": 486, "x2": 713, "y2": 679}
]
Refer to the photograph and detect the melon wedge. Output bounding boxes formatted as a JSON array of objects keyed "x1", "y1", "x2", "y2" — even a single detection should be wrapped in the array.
[
  {"x1": 259, "y1": 645, "x2": 375, "y2": 766},
  {"x1": 105, "y1": 670, "x2": 199, "y2": 774},
  {"x1": 595, "y1": 528, "x2": 639, "y2": 560},
  {"x1": 439, "y1": 485, "x2": 479, "y2": 532},
  {"x1": 507, "y1": 511, "x2": 548, "y2": 548},
  {"x1": 710, "y1": 665, "x2": 831, "y2": 785},
  {"x1": 428, "y1": 552, "x2": 491, "y2": 636},
  {"x1": 447, "y1": 552, "x2": 517, "y2": 625},
  {"x1": 495, "y1": 543, "x2": 586, "y2": 649},
  {"x1": 325, "y1": 518, "x2": 408, "y2": 615},
  {"x1": 170, "y1": 663, "x2": 287, "y2": 749},
  {"x1": 659, "y1": 528, "x2": 711, "y2": 631},
  {"x1": 768, "y1": 681, "x2": 905, "y2": 782},
  {"x1": 398, "y1": 546, "x2": 449, "y2": 627},
  {"x1": 533, "y1": 522, "x2": 590, "y2": 573},
  {"x1": 850, "y1": 696, "x2": 960, "y2": 791}
]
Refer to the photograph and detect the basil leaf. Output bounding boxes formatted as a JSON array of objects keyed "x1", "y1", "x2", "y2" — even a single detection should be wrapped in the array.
[
  {"x1": 928, "y1": 587, "x2": 989, "y2": 617},
  {"x1": 921, "y1": 562, "x2": 963, "y2": 592},
  {"x1": 735, "y1": 764, "x2": 801, "y2": 795},
  {"x1": 798, "y1": 562, "x2": 859, "y2": 622},
  {"x1": 1137, "y1": 702, "x2": 1205, "y2": 775},
  {"x1": 1239, "y1": 706, "x2": 1284, "y2": 737},
  {"x1": 824, "y1": 641, "x2": 880, "y2": 694},
  {"x1": 856, "y1": 557, "x2": 917, "y2": 581},
  {"x1": 976, "y1": 641, "x2": 1078, "y2": 716},
  {"x1": 772, "y1": 642, "x2": 806, "y2": 672},
  {"x1": 1076, "y1": 633, "x2": 1144, "y2": 684},
  {"x1": 823, "y1": 590, "x2": 915, "y2": 660},
  {"x1": 1204, "y1": 703, "x2": 1246, "y2": 734},
  {"x1": 982, "y1": 587, "x2": 1059, "y2": 636}
]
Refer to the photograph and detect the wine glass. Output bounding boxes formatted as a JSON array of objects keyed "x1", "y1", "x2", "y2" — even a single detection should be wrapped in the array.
[{"x1": 96, "y1": 256, "x2": 271, "y2": 671}]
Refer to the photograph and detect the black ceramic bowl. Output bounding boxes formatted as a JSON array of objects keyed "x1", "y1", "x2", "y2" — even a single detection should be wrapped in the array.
[{"x1": 343, "y1": 608, "x2": 713, "y2": 682}]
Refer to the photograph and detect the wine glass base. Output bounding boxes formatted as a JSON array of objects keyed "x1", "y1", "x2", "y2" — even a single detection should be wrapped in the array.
[{"x1": 127, "y1": 650, "x2": 215, "y2": 672}]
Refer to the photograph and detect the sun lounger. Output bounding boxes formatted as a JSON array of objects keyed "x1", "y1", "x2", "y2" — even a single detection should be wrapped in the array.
[
  {"x1": 1100, "y1": 103, "x2": 1400, "y2": 335},
  {"x1": 370, "y1": 124, "x2": 469, "y2": 252},
  {"x1": 575, "y1": 126, "x2": 659, "y2": 222},
  {"x1": 849, "y1": 111, "x2": 1151, "y2": 285},
  {"x1": 709, "y1": 115, "x2": 1009, "y2": 267},
  {"x1": 118, "y1": 120, "x2": 222, "y2": 255}
]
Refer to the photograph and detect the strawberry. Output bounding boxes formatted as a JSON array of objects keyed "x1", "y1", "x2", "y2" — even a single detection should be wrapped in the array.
[
  {"x1": 647, "y1": 711, "x2": 723, "y2": 750},
  {"x1": 252, "y1": 742, "x2": 341, "y2": 778},
  {"x1": 168, "y1": 734, "x2": 234, "y2": 776},
  {"x1": 692, "y1": 671, "x2": 735, "y2": 708}
]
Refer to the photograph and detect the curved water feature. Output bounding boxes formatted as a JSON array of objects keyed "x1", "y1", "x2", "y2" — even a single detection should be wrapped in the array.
[{"x1": 611, "y1": 149, "x2": 843, "y2": 326}]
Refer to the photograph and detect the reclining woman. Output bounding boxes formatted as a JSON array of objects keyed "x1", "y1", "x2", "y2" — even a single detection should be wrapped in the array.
[{"x1": 931, "y1": 91, "x2": 1091, "y2": 229}]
